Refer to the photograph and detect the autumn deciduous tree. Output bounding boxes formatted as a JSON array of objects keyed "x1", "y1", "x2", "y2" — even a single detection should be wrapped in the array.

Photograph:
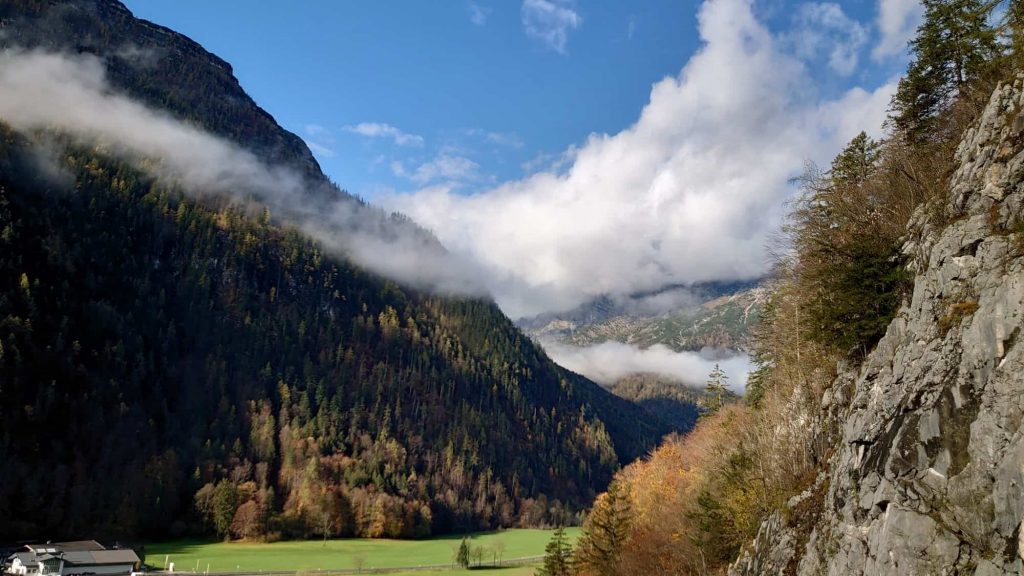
[
  {"x1": 492, "y1": 538, "x2": 506, "y2": 566},
  {"x1": 230, "y1": 500, "x2": 262, "y2": 540}
]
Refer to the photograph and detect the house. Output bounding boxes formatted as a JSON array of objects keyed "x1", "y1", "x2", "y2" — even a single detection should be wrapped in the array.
[
  {"x1": 8, "y1": 551, "x2": 39, "y2": 575},
  {"x1": 7, "y1": 541, "x2": 139, "y2": 576}
]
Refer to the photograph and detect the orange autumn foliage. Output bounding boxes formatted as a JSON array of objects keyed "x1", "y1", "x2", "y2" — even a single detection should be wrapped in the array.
[{"x1": 612, "y1": 405, "x2": 752, "y2": 576}]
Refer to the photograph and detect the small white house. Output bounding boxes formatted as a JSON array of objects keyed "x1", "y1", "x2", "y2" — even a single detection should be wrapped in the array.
[
  {"x1": 9, "y1": 552, "x2": 40, "y2": 575},
  {"x1": 8, "y1": 541, "x2": 139, "y2": 576}
]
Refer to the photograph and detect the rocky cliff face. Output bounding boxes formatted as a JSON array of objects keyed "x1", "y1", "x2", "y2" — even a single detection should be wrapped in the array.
[{"x1": 731, "y1": 77, "x2": 1024, "y2": 575}]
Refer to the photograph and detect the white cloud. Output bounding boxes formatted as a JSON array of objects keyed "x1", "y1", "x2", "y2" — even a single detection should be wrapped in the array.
[
  {"x1": 462, "y1": 128, "x2": 525, "y2": 149},
  {"x1": 542, "y1": 340, "x2": 752, "y2": 391},
  {"x1": 303, "y1": 124, "x2": 336, "y2": 157},
  {"x1": 410, "y1": 154, "x2": 480, "y2": 184},
  {"x1": 385, "y1": 0, "x2": 896, "y2": 319},
  {"x1": 522, "y1": 0, "x2": 582, "y2": 54},
  {"x1": 113, "y1": 43, "x2": 162, "y2": 68},
  {"x1": 814, "y1": 80, "x2": 897, "y2": 142},
  {"x1": 787, "y1": 3, "x2": 868, "y2": 76},
  {"x1": 304, "y1": 123, "x2": 334, "y2": 141},
  {"x1": 305, "y1": 141, "x2": 335, "y2": 158},
  {"x1": 485, "y1": 131, "x2": 524, "y2": 148},
  {"x1": 344, "y1": 122, "x2": 425, "y2": 147},
  {"x1": 390, "y1": 159, "x2": 407, "y2": 178},
  {"x1": 521, "y1": 147, "x2": 577, "y2": 173},
  {"x1": 873, "y1": 0, "x2": 922, "y2": 60},
  {"x1": 468, "y1": 2, "x2": 490, "y2": 25},
  {"x1": 0, "y1": 49, "x2": 486, "y2": 297}
]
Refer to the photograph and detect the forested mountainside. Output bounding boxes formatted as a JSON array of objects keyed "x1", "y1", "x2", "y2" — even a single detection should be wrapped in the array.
[
  {"x1": 0, "y1": 0, "x2": 670, "y2": 542},
  {"x1": 520, "y1": 282, "x2": 765, "y2": 353},
  {"x1": 606, "y1": 374, "x2": 707, "y2": 432},
  {"x1": 546, "y1": 2, "x2": 1024, "y2": 575}
]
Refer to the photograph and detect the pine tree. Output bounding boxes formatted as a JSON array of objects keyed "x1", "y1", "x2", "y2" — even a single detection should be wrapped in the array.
[
  {"x1": 704, "y1": 364, "x2": 728, "y2": 414},
  {"x1": 890, "y1": 0, "x2": 1002, "y2": 140},
  {"x1": 574, "y1": 482, "x2": 632, "y2": 576},
  {"x1": 536, "y1": 527, "x2": 573, "y2": 576},
  {"x1": 829, "y1": 132, "x2": 880, "y2": 188},
  {"x1": 456, "y1": 537, "x2": 471, "y2": 569},
  {"x1": 1009, "y1": 0, "x2": 1024, "y2": 65},
  {"x1": 211, "y1": 481, "x2": 238, "y2": 540}
]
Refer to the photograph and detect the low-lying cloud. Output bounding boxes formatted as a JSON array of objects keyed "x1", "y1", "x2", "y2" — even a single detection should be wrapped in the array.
[
  {"x1": 385, "y1": 0, "x2": 897, "y2": 319},
  {"x1": 543, "y1": 340, "x2": 752, "y2": 391},
  {"x1": 0, "y1": 49, "x2": 485, "y2": 296}
]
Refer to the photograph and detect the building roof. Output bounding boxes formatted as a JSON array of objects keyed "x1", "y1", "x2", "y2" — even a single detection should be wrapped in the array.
[
  {"x1": 12, "y1": 552, "x2": 39, "y2": 567},
  {"x1": 20, "y1": 542, "x2": 139, "y2": 566},
  {"x1": 26, "y1": 541, "x2": 105, "y2": 553},
  {"x1": 64, "y1": 550, "x2": 140, "y2": 565}
]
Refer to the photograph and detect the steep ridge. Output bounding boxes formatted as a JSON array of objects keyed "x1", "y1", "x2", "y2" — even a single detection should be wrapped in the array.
[
  {"x1": 0, "y1": 0, "x2": 669, "y2": 541},
  {"x1": 0, "y1": 0, "x2": 320, "y2": 179},
  {"x1": 731, "y1": 76, "x2": 1024, "y2": 575}
]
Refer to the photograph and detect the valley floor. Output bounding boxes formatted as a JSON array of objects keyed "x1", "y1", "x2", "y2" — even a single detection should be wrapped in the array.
[{"x1": 145, "y1": 528, "x2": 580, "y2": 574}]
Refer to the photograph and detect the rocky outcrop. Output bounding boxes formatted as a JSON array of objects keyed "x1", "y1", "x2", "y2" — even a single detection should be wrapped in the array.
[{"x1": 731, "y1": 77, "x2": 1024, "y2": 575}]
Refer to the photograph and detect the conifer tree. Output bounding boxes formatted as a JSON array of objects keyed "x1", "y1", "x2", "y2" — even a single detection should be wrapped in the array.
[
  {"x1": 456, "y1": 538, "x2": 471, "y2": 569},
  {"x1": 891, "y1": 0, "x2": 1002, "y2": 140},
  {"x1": 704, "y1": 364, "x2": 729, "y2": 414},
  {"x1": 574, "y1": 482, "x2": 632, "y2": 576},
  {"x1": 1009, "y1": 0, "x2": 1024, "y2": 65},
  {"x1": 829, "y1": 131, "x2": 880, "y2": 187},
  {"x1": 537, "y1": 527, "x2": 573, "y2": 576}
]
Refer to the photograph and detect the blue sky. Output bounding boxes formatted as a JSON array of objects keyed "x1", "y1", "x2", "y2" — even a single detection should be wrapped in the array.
[
  {"x1": 122, "y1": 0, "x2": 922, "y2": 321},
  {"x1": 124, "y1": 1, "x2": 701, "y2": 195},
  {"x1": 124, "y1": 1, "x2": 908, "y2": 200}
]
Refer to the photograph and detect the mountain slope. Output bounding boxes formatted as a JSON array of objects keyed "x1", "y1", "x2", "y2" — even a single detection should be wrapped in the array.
[
  {"x1": 0, "y1": 0, "x2": 669, "y2": 541},
  {"x1": 520, "y1": 282, "x2": 766, "y2": 353}
]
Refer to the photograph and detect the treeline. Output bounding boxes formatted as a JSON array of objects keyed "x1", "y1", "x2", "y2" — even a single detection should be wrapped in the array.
[
  {"x1": 607, "y1": 374, "x2": 704, "y2": 432},
  {"x1": 0, "y1": 127, "x2": 665, "y2": 541},
  {"x1": 535, "y1": 1, "x2": 1024, "y2": 574}
]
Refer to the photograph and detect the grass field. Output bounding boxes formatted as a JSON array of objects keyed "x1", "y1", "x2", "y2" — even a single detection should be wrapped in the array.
[{"x1": 145, "y1": 528, "x2": 581, "y2": 574}]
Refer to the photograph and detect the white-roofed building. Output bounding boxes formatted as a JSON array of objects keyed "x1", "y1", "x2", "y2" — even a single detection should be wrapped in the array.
[{"x1": 8, "y1": 541, "x2": 139, "y2": 576}]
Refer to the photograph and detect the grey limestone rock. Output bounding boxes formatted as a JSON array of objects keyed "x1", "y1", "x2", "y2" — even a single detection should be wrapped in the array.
[{"x1": 731, "y1": 77, "x2": 1024, "y2": 575}]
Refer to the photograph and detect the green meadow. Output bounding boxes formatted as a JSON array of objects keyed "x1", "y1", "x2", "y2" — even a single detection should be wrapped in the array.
[{"x1": 146, "y1": 528, "x2": 581, "y2": 574}]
